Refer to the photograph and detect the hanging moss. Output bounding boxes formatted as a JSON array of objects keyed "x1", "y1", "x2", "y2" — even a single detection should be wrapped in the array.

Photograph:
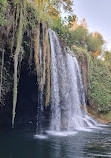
[
  {"x1": 33, "y1": 22, "x2": 51, "y2": 106},
  {"x1": 41, "y1": 22, "x2": 47, "y2": 90},
  {"x1": 29, "y1": 32, "x2": 33, "y2": 70},
  {"x1": 12, "y1": 6, "x2": 23, "y2": 127},
  {"x1": 34, "y1": 23, "x2": 40, "y2": 83},
  {"x1": 42, "y1": 22, "x2": 51, "y2": 106},
  {"x1": 45, "y1": 37, "x2": 51, "y2": 106}
]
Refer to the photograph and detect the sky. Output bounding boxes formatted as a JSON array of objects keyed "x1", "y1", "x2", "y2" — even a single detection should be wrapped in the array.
[{"x1": 73, "y1": 0, "x2": 111, "y2": 51}]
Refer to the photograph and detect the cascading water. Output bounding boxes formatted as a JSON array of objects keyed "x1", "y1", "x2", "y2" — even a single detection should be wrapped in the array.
[
  {"x1": 36, "y1": 45, "x2": 44, "y2": 133},
  {"x1": 49, "y1": 29, "x2": 96, "y2": 132}
]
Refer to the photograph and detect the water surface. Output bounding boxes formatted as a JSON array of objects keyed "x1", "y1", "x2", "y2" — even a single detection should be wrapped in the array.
[{"x1": 0, "y1": 125, "x2": 111, "y2": 158}]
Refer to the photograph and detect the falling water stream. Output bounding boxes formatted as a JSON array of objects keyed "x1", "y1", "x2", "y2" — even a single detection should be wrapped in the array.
[{"x1": 48, "y1": 29, "x2": 96, "y2": 133}]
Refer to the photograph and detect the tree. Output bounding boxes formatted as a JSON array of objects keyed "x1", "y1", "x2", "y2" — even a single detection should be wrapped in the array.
[
  {"x1": 80, "y1": 18, "x2": 88, "y2": 29},
  {"x1": 93, "y1": 32, "x2": 105, "y2": 45},
  {"x1": 54, "y1": 0, "x2": 73, "y2": 13},
  {"x1": 73, "y1": 26, "x2": 88, "y2": 45},
  {"x1": 86, "y1": 33, "x2": 103, "y2": 54},
  {"x1": 69, "y1": 15, "x2": 78, "y2": 30},
  {"x1": 103, "y1": 51, "x2": 111, "y2": 62},
  {"x1": 32, "y1": 0, "x2": 74, "y2": 19}
]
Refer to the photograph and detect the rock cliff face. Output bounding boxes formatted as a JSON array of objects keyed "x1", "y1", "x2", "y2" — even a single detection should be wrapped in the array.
[
  {"x1": 0, "y1": 91, "x2": 12, "y2": 129},
  {"x1": 0, "y1": 22, "x2": 51, "y2": 130},
  {"x1": 0, "y1": 31, "x2": 13, "y2": 129}
]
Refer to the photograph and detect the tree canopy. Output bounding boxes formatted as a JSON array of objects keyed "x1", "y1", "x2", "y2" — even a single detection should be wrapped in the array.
[{"x1": 30, "y1": 0, "x2": 74, "y2": 19}]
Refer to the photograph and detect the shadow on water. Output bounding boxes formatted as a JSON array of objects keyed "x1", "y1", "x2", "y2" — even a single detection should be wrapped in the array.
[{"x1": 0, "y1": 126, "x2": 111, "y2": 158}]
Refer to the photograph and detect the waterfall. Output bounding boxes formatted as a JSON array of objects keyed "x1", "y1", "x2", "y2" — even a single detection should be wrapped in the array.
[
  {"x1": 49, "y1": 29, "x2": 96, "y2": 131},
  {"x1": 36, "y1": 45, "x2": 44, "y2": 133}
]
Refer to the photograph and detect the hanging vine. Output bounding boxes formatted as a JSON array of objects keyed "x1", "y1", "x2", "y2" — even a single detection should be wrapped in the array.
[
  {"x1": 12, "y1": 5, "x2": 23, "y2": 127},
  {"x1": 42, "y1": 22, "x2": 51, "y2": 106},
  {"x1": 41, "y1": 22, "x2": 47, "y2": 91},
  {"x1": 34, "y1": 23, "x2": 40, "y2": 83}
]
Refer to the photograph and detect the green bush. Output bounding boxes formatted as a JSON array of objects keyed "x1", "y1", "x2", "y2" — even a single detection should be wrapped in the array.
[{"x1": 88, "y1": 57, "x2": 111, "y2": 112}]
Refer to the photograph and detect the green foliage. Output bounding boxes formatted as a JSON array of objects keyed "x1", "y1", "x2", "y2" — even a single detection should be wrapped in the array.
[
  {"x1": 72, "y1": 46, "x2": 88, "y2": 57},
  {"x1": 86, "y1": 33, "x2": 103, "y2": 52},
  {"x1": 52, "y1": 17, "x2": 104, "y2": 52},
  {"x1": 73, "y1": 26, "x2": 88, "y2": 46},
  {"x1": 0, "y1": 0, "x2": 10, "y2": 26},
  {"x1": 88, "y1": 57, "x2": 111, "y2": 112},
  {"x1": 65, "y1": 15, "x2": 77, "y2": 28},
  {"x1": 103, "y1": 51, "x2": 111, "y2": 63},
  {"x1": 27, "y1": 2, "x2": 51, "y2": 23},
  {"x1": 51, "y1": 20, "x2": 88, "y2": 48},
  {"x1": 51, "y1": 0, "x2": 73, "y2": 13},
  {"x1": 73, "y1": 46, "x2": 111, "y2": 113},
  {"x1": 52, "y1": 15, "x2": 104, "y2": 54},
  {"x1": 99, "y1": 111, "x2": 111, "y2": 123},
  {"x1": 50, "y1": 19, "x2": 76, "y2": 47},
  {"x1": 94, "y1": 32, "x2": 105, "y2": 45}
]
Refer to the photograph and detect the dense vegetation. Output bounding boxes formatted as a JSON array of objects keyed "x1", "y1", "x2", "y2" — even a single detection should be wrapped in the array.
[
  {"x1": 0, "y1": 0, "x2": 111, "y2": 125},
  {"x1": 72, "y1": 48, "x2": 111, "y2": 114}
]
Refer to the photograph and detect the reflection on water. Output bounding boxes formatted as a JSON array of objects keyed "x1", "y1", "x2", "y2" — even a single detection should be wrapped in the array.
[{"x1": 0, "y1": 126, "x2": 111, "y2": 158}]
